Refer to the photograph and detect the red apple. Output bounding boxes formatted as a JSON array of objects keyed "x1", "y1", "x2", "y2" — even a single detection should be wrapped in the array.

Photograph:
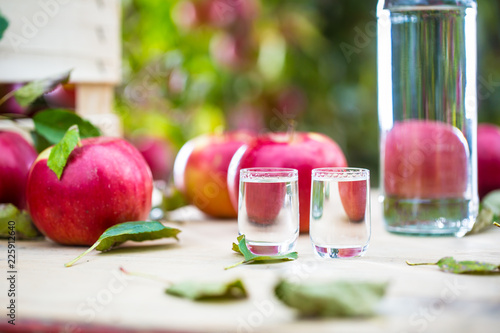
[
  {"x1": 384, "y1": 120, "x2": 468, "y2": 198},
  {"x1": 26, "y1": 137, "x2": 153, "y2": 245},
  {"x1": 478, "y1": 124, "x2": 500, "y2": 199},
  {"x1": 0, "y1": 83, "x2": 26, "y2": 115},
  {"x1": 43, "y1": 83, "x2": 76, "y2": 109},
  {"x1": 227, "y1": 132, "x2": 347, "y2": 233},
  {"x1": 0, "y1": 131, "x2": 38, "y2": 209},
  {"x1": 173, "y1": 131, "x2": 253, "y2": 218},
  {"x1": 339, "y1": 179, "x2": 367, "y2": 222},
  {"x1": 133, "y1": 136, "x2": 175, "y2": 183},
  {"x1": 245, "y1": 180, "x2": 286, "y2": 225}
]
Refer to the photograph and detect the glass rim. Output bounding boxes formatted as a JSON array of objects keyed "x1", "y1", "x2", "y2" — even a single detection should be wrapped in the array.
[
  {"x1": 312, "y1": 167, "x2": 369, "y2": 179},
  {"x1": 240, "y1": 167, "x2": 298, "y2": 178}
]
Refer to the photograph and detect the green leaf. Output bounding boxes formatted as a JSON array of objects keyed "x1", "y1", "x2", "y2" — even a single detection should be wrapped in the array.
[
  {"x1": 166, "y1": 279, "x2": 247, "y2": 300},
  {"x1": 482, "y1": 190, "x2": 500, "y2": 216},
  {"x1": 161, "y1": 186, "x2": 187, "y2": 212},
  {"x1": 0, "y1": 204, "x2": 42, "y2": 239},
  {"x1": 406, "y1": 257, "x2": 500, "y2": 275},
  {"x1": 275, "y1": 279, "x2": 388, "y2": 317},
  {"x1": 467, "y1": 190, "x2": 500, "y2": 235},
  {"x1": 14, "y1": 71, "x2": 71, "y2": 107},
  {"x1": 65, "y1": 221, "x2": 181, "y2": 267},
  {"x1": 467, "y1": 205, "x2": 495, "y2": 235},
  {"x1": 30, "y1": 130, "x2": 52, "y2": 153},
  {"x1": 33, "y1": 109, "x2": 101, "y2": 145},
  {"x1": 0, "y1": 11, "x2": 8, "y2": 40},
  {"x1": 225, "y1": 235, "x2": 298, "y2": 270},
  {"x1": 47, "y1": 125, "x2": 81, "y2": 179}
]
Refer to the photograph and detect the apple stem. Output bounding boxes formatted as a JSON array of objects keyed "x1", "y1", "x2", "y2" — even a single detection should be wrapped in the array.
[
  {"x1": 287, "y1": 119, "x2": 296, "y2": 142},
  {"x1": 119, "y1": 266, "x2": 172, "y2": 285},
  {"x1": 64, "y1": 241, "x2": 100, "y2": 267},
  {"x1": 405, "y1": 260, "x2": 437, "y2": 266},
  {"x1": 0, "y1": 89, "x2": 16, "y2": 108},
  {"x1": 224, "y1": 260, "x2": 246, "y2": 270}
]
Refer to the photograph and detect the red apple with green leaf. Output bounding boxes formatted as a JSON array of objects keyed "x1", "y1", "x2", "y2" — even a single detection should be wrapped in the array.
[
  {"x1": 384, "y1": 120, "x2": 468, "y2": 198},
  {"x1": 227, "y1": 132, "x2": 347, "y2": 232},
  {"x1": 0, "y1": 131, "x2": 38, "y2": 209},
  {"x1": 173, "y1": 131, "x2": 253, "y2": 218},
  {"x1": 26, "y1": 135, "x2": 153, "y2": 246}
]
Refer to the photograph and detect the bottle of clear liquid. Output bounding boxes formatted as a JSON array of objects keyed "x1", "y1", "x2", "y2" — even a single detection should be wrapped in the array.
[{"x1": 377, "y1": 0, "x2": 478, "y2": 236}]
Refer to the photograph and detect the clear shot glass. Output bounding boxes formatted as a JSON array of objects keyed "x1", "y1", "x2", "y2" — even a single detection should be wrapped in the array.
[
  {"x1": 238, "y1": 168, "x2": 299, "y2": 255},
  {"x1": 310, "y1": 168, "x2": 371, "y2": 258}
]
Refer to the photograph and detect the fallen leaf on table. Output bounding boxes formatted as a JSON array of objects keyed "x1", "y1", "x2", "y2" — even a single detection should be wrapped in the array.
[
  {"x1": 65, "y1": 221, "x2": 181, "y2": 267},
  {"x1": 406, "y1": 256, "x2": 500, "y2": 275},
  {"x1": 120, "y1": 267, "x2": 247, "y2": 301},
  {"x1": 0, "y1": 204, "x2": 42, "y2": 239},
  {"x1": 166, "y1": 279, "x2": 247, "y2": 300},
  {"x1": 275, "y1": 279, "x2": 388, "y2": 317},
  {"x1": 225, "y1": 234, "x2": 298, "y2": 270}
]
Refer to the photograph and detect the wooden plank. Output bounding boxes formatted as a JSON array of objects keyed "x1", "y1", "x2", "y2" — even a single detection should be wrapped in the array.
[
  {"x1": 76, "y1": 83, "x2": 114, "y2": 115},
  {"x1": 1, "y1": 192, "x2": 499, "y2": 332},
  {"x1": 0, "y1": 0, "x2": 121, "y2": 83}
]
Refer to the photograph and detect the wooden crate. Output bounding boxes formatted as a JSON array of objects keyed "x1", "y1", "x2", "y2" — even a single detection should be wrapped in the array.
[{"x1": 0, "y1": 0, "x2": 122, "y2": 136}]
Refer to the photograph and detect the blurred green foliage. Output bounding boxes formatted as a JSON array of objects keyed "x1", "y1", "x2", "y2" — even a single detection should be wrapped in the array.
[{"x1": 119, "y1": 0, "x2": 500, "y2": 186}]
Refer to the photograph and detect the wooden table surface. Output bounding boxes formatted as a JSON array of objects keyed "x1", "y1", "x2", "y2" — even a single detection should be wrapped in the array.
[{"x1": 1, "y1": 192, "x2": 500, "y2": 333}]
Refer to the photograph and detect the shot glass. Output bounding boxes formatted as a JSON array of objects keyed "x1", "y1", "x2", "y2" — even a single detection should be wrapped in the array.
[
  {"x1": 310, "y1": 167, "x2": 371, "y2": 258},
  {"x1": 238, "y1": 168, "x2": 299, "y2": 255}
]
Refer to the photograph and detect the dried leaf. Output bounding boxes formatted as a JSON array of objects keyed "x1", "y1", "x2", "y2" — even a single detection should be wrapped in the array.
[
  {"x1": 166, "y1": 279, "x2": 247, "y2": 300},
  {"x1": 275, "y1": 279, "x2": 388, "y2": 317}
]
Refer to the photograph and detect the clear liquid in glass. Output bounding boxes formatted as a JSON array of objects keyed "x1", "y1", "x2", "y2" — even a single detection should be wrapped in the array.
[
  {"x1": 238, "y1": 174, "x2": 299, "y2": 255},
  {"x1": 377, "y1": 1, "x2": 478, "y2": 236},
  {"x1": 310, "y1": 170, "x2": 370, "y2": 258}
]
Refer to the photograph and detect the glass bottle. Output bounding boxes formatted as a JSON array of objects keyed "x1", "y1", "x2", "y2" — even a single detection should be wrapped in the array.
[{"x1": 377, "y1": 0, "x2": 478, "y2": 236}]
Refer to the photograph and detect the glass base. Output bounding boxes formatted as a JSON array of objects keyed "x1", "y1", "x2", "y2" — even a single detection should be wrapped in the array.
[
  {"x1": 312, "y1": 244, "x2": 368, "y2": 258},
  {"x1": 246, "y1": 240, "x2": 296, "y2": 256},
  {"x1": 383, "y1": 196, "x2": 475, "y2": 237}
]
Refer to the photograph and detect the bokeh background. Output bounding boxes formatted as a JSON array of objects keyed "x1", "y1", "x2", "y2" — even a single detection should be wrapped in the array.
[{"x1": 117, "y1": 0, "x2": 500, "y2": 186}]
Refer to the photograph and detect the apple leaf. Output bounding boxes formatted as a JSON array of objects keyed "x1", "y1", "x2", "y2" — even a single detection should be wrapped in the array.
[
  {"x1": 65, "y1": 221, "x2": 181, "y2": 267},
  {"x1": 467, "y1": 190, "x2": 500, "y2": 235},
  {"x1": 47, "y1": 125, "x2": 81, "y2": 180},
  {"x1": 225, "y1": 235, "x2": 298, "y2": 270},
  {"x1": 275, "y1": 279, "x2": 388, "y2": 317},
  {"x1": 14, "y1": 71, "x2": 71, "y2": 107},
  {"x1": 0, "y1": 11, "x2": 8, "y2": 40},
  {"x1": 166, "y1": 279, "x2": 248, "y2": 300},
  {"x1": 33, "y1": 109, "x2": 101, "y2": 145},
  {"x1": 0, "y1": 204, "x2": 42, "y2": 239},
  {"x1": 406, "y1": 257, "x2": 500, "y2": 275}
]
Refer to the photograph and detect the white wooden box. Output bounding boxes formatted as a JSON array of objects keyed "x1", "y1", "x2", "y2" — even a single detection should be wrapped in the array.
[{"x1": 0, "y1": 0, "x2": 122, "y2": 136}]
